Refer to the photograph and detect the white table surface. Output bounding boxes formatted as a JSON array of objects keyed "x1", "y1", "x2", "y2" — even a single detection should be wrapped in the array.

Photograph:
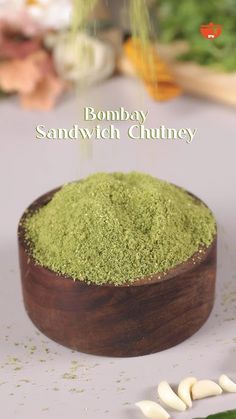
[{"x1": 1, "y1": 76, "x2": 236, "y2": 419}]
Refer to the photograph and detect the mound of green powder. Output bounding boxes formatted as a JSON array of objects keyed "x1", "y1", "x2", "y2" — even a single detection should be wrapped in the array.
[{"x1": 24, "y1": 172, "x2": 216, "y2": 286}]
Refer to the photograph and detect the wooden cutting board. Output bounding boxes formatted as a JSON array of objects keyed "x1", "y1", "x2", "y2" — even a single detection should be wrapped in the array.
[{"x1": 118, "y1": 41, "x2": 236, "y2": 107}]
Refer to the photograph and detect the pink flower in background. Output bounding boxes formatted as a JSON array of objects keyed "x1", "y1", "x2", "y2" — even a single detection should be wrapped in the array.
[
  {"x1": 21, "y1": 72, "x2": 67, "y2": 111},
  {"x1": 0, "y1": 49, "x2": 67, "y2": 109},
  {"x1": 0, "y1": 51, "x2": 46, "y2": 93},
  {"x1": 0, "y1": 0, "x2": 70, "y2": 108},
  {"x1": 0, "y1": 1, "x2": 41, "y2": 35},
  {"x1": 26, "y1": 0, "x2": 72, "y2": 31},
  {"x1": 0, "y1": 0, "x2": 72, "y2": 34},
  {"x1": 0, "y1": 0, "x2": 116, "y2": 109},
  {"x1": 0, "y1": 22, "x2": 42, "y2": 59}
]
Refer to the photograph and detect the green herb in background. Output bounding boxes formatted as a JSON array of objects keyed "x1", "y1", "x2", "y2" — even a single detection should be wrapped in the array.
[
  {"x1": 194, "y1": 409, "x2": 236, "y2": 418},
  {"x1": 151, "y1": 0, "x2": 236, "y2": 71}
]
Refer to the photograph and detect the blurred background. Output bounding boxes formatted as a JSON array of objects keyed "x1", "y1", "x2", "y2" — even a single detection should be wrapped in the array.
[
  {"x1": 0, "y1": 0, "x2": 236, "y2": 108},
  {"x1": 1, "y1": 2, "x2": 236, "y2": 419}
]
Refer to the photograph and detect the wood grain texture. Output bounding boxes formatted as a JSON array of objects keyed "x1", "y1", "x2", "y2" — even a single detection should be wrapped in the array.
[
  {"x1": 118, "y1": 41, "x2": 236, "y2": 107},
  {"x1": 18, "y1": 188, "x2": 217, "y2": 357}
]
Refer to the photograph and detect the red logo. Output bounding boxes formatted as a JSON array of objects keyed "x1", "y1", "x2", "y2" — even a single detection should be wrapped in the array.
[{"x1": 200, "y1": 22, "x2": 222, "y2": 39}]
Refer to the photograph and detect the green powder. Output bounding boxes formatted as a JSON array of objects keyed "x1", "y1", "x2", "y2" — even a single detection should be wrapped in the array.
[
  {"x1": 129, "y1": 0, "x2": 152, "y2": 45},
  {"x1": 72, "y1": 0, "x2": 153, "y2": 42},
  {"x1": 24, "y1": 172, "x2": 216, "y2": 286},
  {"x1": 71, "y1": 0, "x2": 98, "y2": 33}
]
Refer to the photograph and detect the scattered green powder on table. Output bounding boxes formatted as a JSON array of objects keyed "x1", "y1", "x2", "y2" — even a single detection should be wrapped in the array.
[{"x1": 24, "y1": 172, "x2": 216, "y2": 286}]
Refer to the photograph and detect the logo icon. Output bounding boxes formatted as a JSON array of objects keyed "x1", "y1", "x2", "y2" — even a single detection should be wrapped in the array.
[{"x1": 200, "y1": 22, "x2": 222, "y2": 39}]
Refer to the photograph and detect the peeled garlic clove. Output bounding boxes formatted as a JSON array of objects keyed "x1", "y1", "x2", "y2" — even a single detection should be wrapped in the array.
[
  {"x1": 219, "y1": 374, "x2": 236, "y2": 393},
  {"x1": 157, "y1": 381, "x2": 186, "y2": 411},
  {"x1": 192, "y1": 380, "x2": 223, "y2": 400},
  {"x1": 178, "y1": 376, "x2": 197, "y2": 408},
  {"x1": 135, "y1": 400, "x2": 170, "y2": 419}
]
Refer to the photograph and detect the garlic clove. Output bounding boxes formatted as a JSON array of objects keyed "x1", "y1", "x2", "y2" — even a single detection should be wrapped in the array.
[
  {"x1": 178, "y1": 376, "x2": 197, "y2": 408},
  {"x1": 135, "y1": 400, "x2": 170, "y2": 419},
  {"x1": 192, "y1": 380, "x2": 223, "y2": 400},
  {"x1": 219, "y1": 374, "x2": 236, "y2": 393},
  {"x1": 157, "y1": 381, "x2": 186, "y2": 411}
]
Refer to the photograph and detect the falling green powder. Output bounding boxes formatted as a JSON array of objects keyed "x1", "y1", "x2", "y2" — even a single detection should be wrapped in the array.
[
  {"x1": 129, "y1": 0, "x2": 153, "y2": 45},
  {"x1": 129, "y1": 0, "x2": 156, "y2": 80},
  {"x1": 71, "y1": 0, "x2": 98, "y2": 33},
  {"x1": 72, "y1": 0, "x2": 153, "y2": 42},
  {"x1": 24, "y1": 172, "x2": 216, "y2": 286}
]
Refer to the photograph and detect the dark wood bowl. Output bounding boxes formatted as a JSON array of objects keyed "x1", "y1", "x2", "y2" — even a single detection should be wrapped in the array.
[{"x1": 18, "y1": 187, "x2": 217, "y2": 357}]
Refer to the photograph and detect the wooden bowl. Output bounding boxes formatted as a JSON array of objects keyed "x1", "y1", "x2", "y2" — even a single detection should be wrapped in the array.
[{"x1": 18, "y1": 187, "x2": 217, "y2": 357}]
